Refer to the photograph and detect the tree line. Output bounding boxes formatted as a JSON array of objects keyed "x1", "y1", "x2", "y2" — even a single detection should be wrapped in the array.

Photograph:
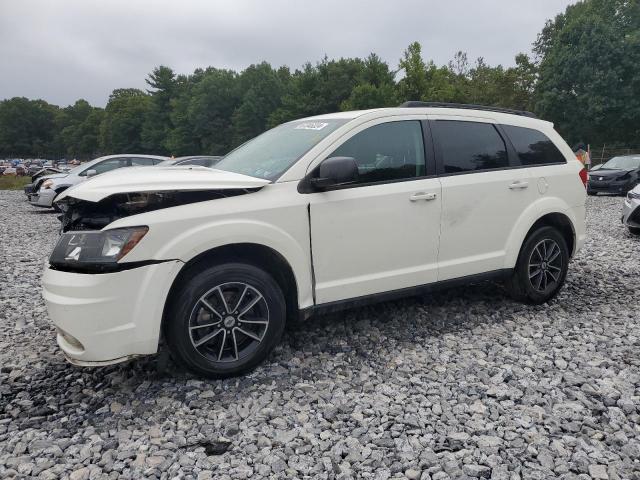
[{"x1": 1, "y1": 0, "x2": 638, "y2": 160}]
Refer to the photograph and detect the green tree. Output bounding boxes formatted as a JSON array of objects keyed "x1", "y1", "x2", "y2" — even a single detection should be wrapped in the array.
[
  {"x1": 100, "y1": 88, "x2": 151, "y2": 153},
  {"x1": 534, "y1": 0, "x2": 640, "y2": 144},
  {"x1": 397, "y1": 42, "x2": 429, "y2": 101},
  {"x1": 341, "y1": 54, "x2": 398, "y2": 109},
  {"x1": 141, "y1": 66, "x2": 178, "y2": 154},
  {"x1": 0, "y1": 97, "x2": 59, "y2": 157},
  {"x1": 231, "y1": 62, "x2": 286, "y2": 146},
  {"x1": 185, "y1": 68, "x2": 241, "y2": 154},
  {"x1": 57, "y1": 99, "x2": 104, "y2": 158},
  {"x1": 269, "y1": 57, "x2": 367, "y2": 125}
]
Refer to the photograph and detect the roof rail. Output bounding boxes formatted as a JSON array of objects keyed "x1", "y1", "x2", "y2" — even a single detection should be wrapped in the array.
[{"x1": 398, "y1": 101, "x2": 538, "y2": 119}]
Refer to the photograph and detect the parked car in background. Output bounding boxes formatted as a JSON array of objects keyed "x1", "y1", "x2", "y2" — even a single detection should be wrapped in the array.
[
  {"x1": 587, "y1": 155, "x2": 640, "y2": 195},
  {"x1": 622, "y1": 185, "x2": 640, "y2": 235},
  {"x1": 159, "y1": 156, "x2": 222, "y2": 168},
  {"x1": 29, "y1": 154, "x2": 167, "y2": 209},
  {"x1": 2, "y1": 167, "x2": 17, "y2": 176},
  {"x1": 24, "y1": 167, "x2": 64, "y2": 199},
  {"x1": 28, "y1": 164, "x2": 45, "y2": 176},
  {"x1": 44, "y1": 103, "x2": 586, "y2": 377}
]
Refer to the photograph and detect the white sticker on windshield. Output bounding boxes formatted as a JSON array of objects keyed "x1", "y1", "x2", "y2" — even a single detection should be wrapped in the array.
[{"x1": 295, "y1": 122, "x2": 329, "y2": 131}]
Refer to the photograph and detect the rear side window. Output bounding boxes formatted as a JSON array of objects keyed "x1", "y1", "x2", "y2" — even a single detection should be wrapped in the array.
[
  {"x1": 131, "y1": 157, "x2": 157, "y2": 166},
  {"x1": 328, "y1": 120, "x2": 426, "y2": 184},
  {"x1": 502, "y1": 125, "x2": 566, "y2": 166},
  {"x1": 433, "y1": 120, "x2": 508, "y2": 174}
]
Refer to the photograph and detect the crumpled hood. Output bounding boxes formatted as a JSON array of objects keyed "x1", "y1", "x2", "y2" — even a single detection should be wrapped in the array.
[
  {"x1": 56, "y1": 166, "x2": 270, "y2": 203},
  {"x1": 38, "y1": 172, "x2": 68, "y2": 182}
]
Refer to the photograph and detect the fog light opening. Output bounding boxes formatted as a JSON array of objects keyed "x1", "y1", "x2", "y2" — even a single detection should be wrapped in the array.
[{"x1": 56, "y1": 328, "x2": 85, "y2": 352}]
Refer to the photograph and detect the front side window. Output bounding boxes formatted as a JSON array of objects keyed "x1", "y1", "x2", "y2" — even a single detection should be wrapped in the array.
[
  {"x1": 502, "y1": 125, "x2": 566, "y2": 166},
  {"x1": 327, "y1": 120, "x2": 426, "y2": 184},
  {"x1": 433, "y1": 120, "x2": 508, "y2": 173},
  {"x1": 214, "y1": 119, "x2": 348, "y2": 180},
  {"x1": 82, "y1": 158, "x2": 126, "y2": 176}
]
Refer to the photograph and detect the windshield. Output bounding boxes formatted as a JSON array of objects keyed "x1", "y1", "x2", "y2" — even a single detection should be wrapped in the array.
[
  {"x1": 601, "y1": 156, "x2": 640, "y2": 170},
  {"x1": 214, "y1": 119, "x2": 349, "y2": 180}
]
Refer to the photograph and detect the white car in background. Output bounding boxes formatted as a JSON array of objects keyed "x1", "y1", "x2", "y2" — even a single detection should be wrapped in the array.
[
  {"x1": 44, "y1": 103, "x2": 587, "y2": 378},
  {"x1": 29, "y1": 154, "x2": 167, "y2": 209}
]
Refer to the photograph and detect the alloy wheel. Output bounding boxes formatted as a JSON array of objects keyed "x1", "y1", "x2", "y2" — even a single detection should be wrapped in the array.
[
  {"x1": 528, "y1": 239, "x2": 563, "y2": 292},
  {"x1": 188, "y1": 282, "x2": 269, "y2": 363}
]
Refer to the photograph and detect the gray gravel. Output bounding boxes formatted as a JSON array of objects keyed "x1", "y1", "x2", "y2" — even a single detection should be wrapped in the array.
[{"x1": 1, "y1": 190, "x2": 639, "y2": 480}]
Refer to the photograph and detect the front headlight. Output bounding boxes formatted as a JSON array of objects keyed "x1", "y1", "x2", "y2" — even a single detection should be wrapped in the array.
[
  {"x1": 42, "y1": 179, "x2": 54, "y2": 189},
  {"x1": 49, "y1": 226, "x2": 148, "y2": 272}
]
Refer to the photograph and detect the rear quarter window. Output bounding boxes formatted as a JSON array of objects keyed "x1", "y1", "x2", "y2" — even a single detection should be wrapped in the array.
[{"x1": 502, "y1": 125, "x2": 566, "y2": 166}]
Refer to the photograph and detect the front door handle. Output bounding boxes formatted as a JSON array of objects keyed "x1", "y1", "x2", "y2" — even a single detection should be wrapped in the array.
[
  {"x1": 509, "y1": 181, "x2": 529, "y2": 190},
  {"x1": 410, "y1": 192, "x2": 437, "y2": 202}
]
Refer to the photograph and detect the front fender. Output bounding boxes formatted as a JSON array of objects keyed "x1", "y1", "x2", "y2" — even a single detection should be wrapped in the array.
[
  {"x1": 120, "y1": 217, "x2": 314, "y2": 309},
  {"x1": 503, "y1": 196, "x2": 581, "y2": 269}
]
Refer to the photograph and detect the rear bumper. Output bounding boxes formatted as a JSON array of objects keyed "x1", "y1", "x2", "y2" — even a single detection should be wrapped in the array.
[
  {"x1": 30, "y1": 189, "x2": 56, "y2": 207},
  {"x1": 43, "y1": 260, "x2": 183, "y2": 364},
  {"x1": 587, "y1": 179, "x2": 635, "y2": 194},
  {"x1": 570, "y1": 204, "x2": 587, "y2": 255}
]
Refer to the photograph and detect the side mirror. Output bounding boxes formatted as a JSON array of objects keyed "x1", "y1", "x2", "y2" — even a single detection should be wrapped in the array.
[
  {"x1": 306, "y1": 156, "x2": 359, "y2": 191},
  {"x1": 85, "y1": 169, "x2": 97, "y2": 178}
]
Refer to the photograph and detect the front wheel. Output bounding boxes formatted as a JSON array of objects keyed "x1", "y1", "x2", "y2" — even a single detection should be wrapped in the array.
[
  {"x1": 505, "y1": 226, "x2": 569, "y2": 304},
  {"x1": 164, "y1": 263, "x2": 286, "y2": 378}
]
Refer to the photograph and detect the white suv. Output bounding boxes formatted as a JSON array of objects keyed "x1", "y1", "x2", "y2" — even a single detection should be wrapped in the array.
[{"x1": 43, "y1": 103, "x2": 587, "y2": 377}]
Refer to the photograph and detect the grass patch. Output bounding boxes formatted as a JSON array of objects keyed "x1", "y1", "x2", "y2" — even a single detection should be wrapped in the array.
[{"x1": 0, "y1": 176, "x2": 31, "y2": 190}]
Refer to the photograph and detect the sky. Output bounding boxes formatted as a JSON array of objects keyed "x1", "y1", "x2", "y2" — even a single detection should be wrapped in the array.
[{"x1": 0, "y1": 0, "x2": 575, "y2": 107}]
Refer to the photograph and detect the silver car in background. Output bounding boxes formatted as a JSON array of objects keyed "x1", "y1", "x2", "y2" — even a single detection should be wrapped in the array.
[
  {"x1": 29, "y1": 154, "x2": 167, "y2": 209},
  {"x1": 622, "y1": 185, "x2": 640, "y2": 235}
]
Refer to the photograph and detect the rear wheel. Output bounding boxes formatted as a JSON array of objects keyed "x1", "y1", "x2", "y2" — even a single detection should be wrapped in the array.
[
  {"x1": 506, "y1": 226, "x2": 569, "y2": 304},
  {"x1": 165, "y1": 263, "x2": 286, "y2": 378}
]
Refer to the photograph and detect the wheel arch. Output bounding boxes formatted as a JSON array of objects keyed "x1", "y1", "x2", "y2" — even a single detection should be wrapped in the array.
[
  {"x1": 505, "y1": 199, "x2": 578, "y2": 269},
  {"x1": 161, "y1": 243, "x2": 301, "y2": 336},
  {"x1": 524, "y1": 213, "x2": 575, "y2": 256}
]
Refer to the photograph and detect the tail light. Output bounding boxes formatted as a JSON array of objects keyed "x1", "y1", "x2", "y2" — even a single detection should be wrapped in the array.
[{"x1": 579, "y1": 168, "x2": 588, "y2": 189}]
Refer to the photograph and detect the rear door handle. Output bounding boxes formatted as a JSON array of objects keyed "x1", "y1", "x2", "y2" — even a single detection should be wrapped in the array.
[
  {"x1": 410, "y1": 192, "x2": 437, "y2": 202},
  {"x1": 509, "y1": 181, "x2": 529, "y2": 190}
]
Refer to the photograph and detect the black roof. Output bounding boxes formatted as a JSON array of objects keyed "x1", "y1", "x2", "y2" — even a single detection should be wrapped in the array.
[{"x1": 398, "y1": 101, "x2": 538, "y2": 119}]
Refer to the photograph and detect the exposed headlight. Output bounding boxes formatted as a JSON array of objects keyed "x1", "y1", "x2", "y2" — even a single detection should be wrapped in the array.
[
  {"x1": 49, "y1": 226, "x2": 148, "y2": 272},
  {"x1": 42, "y1": 179, "x2": 54, "y2": 189}
]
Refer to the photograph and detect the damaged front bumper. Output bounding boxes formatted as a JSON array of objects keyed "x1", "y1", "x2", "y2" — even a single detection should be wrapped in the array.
[
  {"x1": 43, "y1": 259, "x2": 183, "y2": 364},
  {"x1": 30, "y1": 188, "x2": 56, "y2": 208},
  {"x1": 622, "y1": 194, "x2": 640, "y2": 229}
]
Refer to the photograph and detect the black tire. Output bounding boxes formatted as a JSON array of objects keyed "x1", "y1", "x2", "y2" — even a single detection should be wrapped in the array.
[
  {"x1": 587, "y1": 190, "x2": 597, "y2": 196},
  {"x1": 629, "y1": 226, "x2": 640, "y2": 235},
  {"x1": 164, "y1": 262, "x2": 286, "y2": 378},
  {"x1": 505, "y1": 226, "x2": 569, "y2": 304}
]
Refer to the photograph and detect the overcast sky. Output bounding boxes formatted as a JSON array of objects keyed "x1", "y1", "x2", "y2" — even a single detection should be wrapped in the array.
[{"x1": 0, "y1": 0, "x2": 575, "y2": 107}]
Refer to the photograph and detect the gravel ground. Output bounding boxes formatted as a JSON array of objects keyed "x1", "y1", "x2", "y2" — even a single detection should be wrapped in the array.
[{"x1": 0, "y1": 190, "x2": 639, "y2": 480}]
